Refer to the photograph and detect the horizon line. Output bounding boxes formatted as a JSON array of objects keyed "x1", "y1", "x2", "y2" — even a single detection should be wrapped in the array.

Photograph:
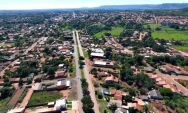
[{"x1": 0, "y1": 2, "x2": 187, "y2": 11}]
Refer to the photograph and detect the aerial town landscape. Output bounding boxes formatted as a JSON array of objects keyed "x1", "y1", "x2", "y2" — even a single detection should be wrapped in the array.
[{"x1": 0, "y1": 1, "x2": 188, "y2": 113}]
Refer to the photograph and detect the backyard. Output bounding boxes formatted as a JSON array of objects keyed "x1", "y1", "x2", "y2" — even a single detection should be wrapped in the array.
[{"x1": 28, "y1": 91, "x2": 62, "y2": 106}]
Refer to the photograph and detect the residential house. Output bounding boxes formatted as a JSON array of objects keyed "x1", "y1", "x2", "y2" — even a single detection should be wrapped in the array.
[
  {"x1": 159, "y1": 64, "x2": 188, "y2": 76},
  {"x1": 93, "y1": 60, "x2": 114, "y2": 68},
  {"x1": 55, "y1": 70, "x2": 67, "y2": 78},
  {"x1": 90, "y1": 48, "x2": 104, "y2": 59},
  {"x1": 96, "y1": 72, "x2": 109, "y2": 77},
  {"x1": 111, "y1": 89, "x2": 127, "y2": 100},
  {"x1": 47, "y1": 79, "x2": 71, "y2": 90},
  {"x1": 148, "y1": 89, "x2": 163, "y2": 100},
  {"x1": 32, "y1": 83, "x2": 43, "y2": 91},
  {"x1": 105, "y1": 76, "x2": 119, "y2": 84},
  {"x1": 101, "y1": 88, "x2": 111, "y2": 95},
  {"x1": 54, "y1": 98, "x2": 66, "y2": 111}
]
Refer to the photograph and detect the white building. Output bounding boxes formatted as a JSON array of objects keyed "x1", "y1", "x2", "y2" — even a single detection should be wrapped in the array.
[{"x1": 54, "y1": 98, "x2": 66, "y2": 111}]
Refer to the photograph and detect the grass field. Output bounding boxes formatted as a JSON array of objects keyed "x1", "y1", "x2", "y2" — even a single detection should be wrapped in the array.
[
  {"x1": 97, "y1": 98, "x2": 112, "y2": 113},
  {"x1": 69, "y1": 63, "x2": 76, "y2": 77},
  {"x1": 172, "y1": 43, "x2": 188, "y2": 51},
  {"x1": 94, "y1": 27, "x2": 123, "y2": 38},
  {"x1": 0, "y1": 98, "x2": 10, "y2": 108},
  {"x1": 28, "y1": 91, "x2": 62, "y2": 106},
  {"x1": 145, "y1": 24, "x2": 188, "y2": 41},
  {"x1": 0, "y1": 97, "x2": 14, "y2": 113},
  {"x1": 83, "y1": 49, "x2": 89, "y2": 58}
]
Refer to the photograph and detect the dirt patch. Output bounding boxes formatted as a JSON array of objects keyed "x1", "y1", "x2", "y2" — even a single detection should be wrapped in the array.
[
  {"x1": 9, "y1": 87, "x2": 25, "y2": 106},
  {"x1": 176, "y1": 79, "x2": 188, "y2": 89},
  {"x1": 68, "y1": 79, "x2": 78, "y2": 100}
]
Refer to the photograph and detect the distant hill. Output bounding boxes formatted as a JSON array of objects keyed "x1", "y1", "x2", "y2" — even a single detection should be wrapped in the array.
[
  {"x1": 145, "y1": 7, "x2": 188, "y2": 16},
  {"x1": 95, "y1": 3, "x2": 188, "y2": 10}
]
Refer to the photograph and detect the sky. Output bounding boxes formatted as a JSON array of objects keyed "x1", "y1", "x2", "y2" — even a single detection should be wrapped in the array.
[{"x1": 0, "y1": 0, "x2": 188, "y2": 10}]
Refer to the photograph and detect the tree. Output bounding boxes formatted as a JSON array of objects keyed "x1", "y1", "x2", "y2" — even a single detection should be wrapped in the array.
[
  {"x1": 135, "y1": 73, "x2": 154, "y2": 89},
  {"x1": 104, "y1": 47, "x2": 112, "y2": 59},
  {"x1": 128, "y1": 107, "x2": 140, "y2": 113},
  {"x1": 18, "y1": 79, "x2": 23, "y2": 87},
  {"x1": 81, "y1": 96, "x2": 94, "y2": 113},
  {"x1": 128, "y1": 88, "x2": 136, "y2": 96},
  {"x1": 159, "y1": 88, "x2": 173, "y2": 97},
  {"x1": 43, "y1": 46, "x2": 52, "y2": 55},
  {"x1": 97, "y1": 92, "x2": 103, "y2": 99},
  {"x1": 4, "y1": 70, "x2": 14, "y2": 77},
  {"x1": 87, "y1": 49, "x2": 92, "y2": 58},
  {"x1": 26, "y1": 79, "x2": 32, "y2": 84},
  {"x1": 120, "y1": 66, "x2": 134, "y2": 85},
  {"x1": 90, "y1": 68, "x2": 97, "y2": 75},
  {"x1": 0, "y1": 87, "x2": 13, "y2": 99},
  {"x1": 134, "y1": 55, "x2": 144, "y2": 66},
  {"x1": 47, "y1": 38, "x2": 54, "y2": 44},
  {"x1": 122, "y1": 95, "x2": 132, "y2": 105},
  {"x1": 109, "y1": 103, "x2": 117, "y2": 112},
  {"x1": 143, "y1": 105, "x2": 149, "y2": 113},
  {"x1": 104, "y1": 32, "x2": 111, "y2": 37},
  {"x1": 47, "y1": 67, "x2": 56, "y2": 75}
]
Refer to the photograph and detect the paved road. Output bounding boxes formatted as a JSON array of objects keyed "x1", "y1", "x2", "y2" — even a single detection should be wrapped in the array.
[
  {"x1": 73, "y1": 31, "x2": 84, "y2": 113},
  {"x1": 76, "y1": 30, "x2": 100, "y2": 113},
  {"x1": 0, "y1": 37, "x2": 47, "y2": 78}
]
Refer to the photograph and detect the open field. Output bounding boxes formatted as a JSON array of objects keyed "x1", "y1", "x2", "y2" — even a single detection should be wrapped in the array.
[
  {"x1": 94, "y1": 27, "x2": 123, "y2": 38},
  {"x1": 172, "y1": 43, "x2": 188, "y2": 51},
  {"x1": 28, "y1": 91, "x2": 62, "y2": 106},
  {"x1": 145, "y1": 24, "x2": 188, "y2": 41}
]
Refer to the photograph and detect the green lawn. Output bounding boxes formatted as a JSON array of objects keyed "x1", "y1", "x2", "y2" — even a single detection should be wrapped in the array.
[
  {"x1": 0, "y1": 98, "x2": 10, "y2": 108},
  {"x1": 28, "y1": 91, "x2": 62, "y2": 106},
  {"x1": 66, "y1": 101, "x2": 72, "y2": 109},
  {"x1": 83, "y1": 49, "x2": 89, "y2": 58},
  {"x1": 70, "y1": 63, "x2": 76, "y2": 77},
  {"x1": 145, "y1": 24, "x2": 188, "y2": 41},
  {"x1": 97, "y1": 98, "x2": 110, "y2": 113},
  {"x1": 81, "y1": 69, "x2": 84, "y2": 79},
  {"x1": 0, "y1": 97, "x2": 14, "y2": 113},
  {"x1": 94, "y1": 27, "x2": 123, "y2": 38},
  {"x1": 172, "y1": 43, "x2": 188, "y2": 51},
  {"x1": 144, "y1": 24, "x2": 160, "y2": 30}
]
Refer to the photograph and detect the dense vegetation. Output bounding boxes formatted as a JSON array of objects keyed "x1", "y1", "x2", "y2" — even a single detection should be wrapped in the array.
[
  {"x1": 81, "y1": 78, "x2": 94, "y2": 113},
  {"x1": 147, "y1": 55, "x2": 188, "y2": 67}
]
